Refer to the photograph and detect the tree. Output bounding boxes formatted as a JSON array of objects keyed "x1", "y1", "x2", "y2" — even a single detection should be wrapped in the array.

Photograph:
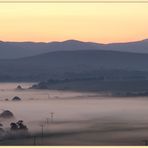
[
  {"x1": 10, "y1": 122, "x2": 18, "y2": 130},
  {"x1": 10, "y1": 120, "x2": 28, "y2": 131}
]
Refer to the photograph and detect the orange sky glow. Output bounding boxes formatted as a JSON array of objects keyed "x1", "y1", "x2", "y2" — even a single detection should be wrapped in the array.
[{"x1": 0, "y1": 2, "x2": 148, "y2": 43}]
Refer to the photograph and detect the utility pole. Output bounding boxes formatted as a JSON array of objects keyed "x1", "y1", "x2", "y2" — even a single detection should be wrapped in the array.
[
  {"x1": 48, "y1": 94, "x2": 50, "y2": 99},
  {"x1": 46, "y1": 118, "x2": 50, "y2": 124},
  {"x1": 33, "y1": 136, "x2": 36, "y2": 145},
  {"x1": 50, "y1": 112, "x2": 54, "y2": 123},
  {"x1": 40, "y1": 124, "x2": 44, "y2": 145},
  {"x1": 142, "y1": 140, "x2": 148, "y2": 146}
]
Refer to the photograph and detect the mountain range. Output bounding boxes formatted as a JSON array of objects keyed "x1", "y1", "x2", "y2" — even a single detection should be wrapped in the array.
[
  {"x1": 0, "y1": 39, "x2": 148, "y2": 59},
  {"x1": 0, "y1": 49, "x2": 148, "y2": 82},
  {"x1": 0, "y1": 38, "x2": 148, "y2": 83}
]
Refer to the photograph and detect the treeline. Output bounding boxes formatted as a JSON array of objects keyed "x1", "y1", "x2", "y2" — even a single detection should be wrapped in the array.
[
  {"x1": 31, "y1": 69, "x2": 148, "y2": 94},
  {"x1": 0, "y1": 69, "x2": 147, "y2": 82}
]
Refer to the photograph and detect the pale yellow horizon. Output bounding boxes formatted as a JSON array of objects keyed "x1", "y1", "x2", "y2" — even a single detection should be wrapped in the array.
[{"x1": 0, "y1": 2, "x2": 148, "y2": 43}]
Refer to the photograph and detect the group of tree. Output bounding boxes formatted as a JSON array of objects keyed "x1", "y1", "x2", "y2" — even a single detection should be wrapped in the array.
[{"x1": 10, "y1": 120, "x2": 28, "y2": 131}]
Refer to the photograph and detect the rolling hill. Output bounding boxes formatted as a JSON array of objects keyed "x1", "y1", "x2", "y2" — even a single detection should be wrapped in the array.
[
  {"x1": 0, "y1": 50, "x2": 148, "y2": 82},
  {"x1": 0, "y1": 39, "x2": 148, "y2": 59}
]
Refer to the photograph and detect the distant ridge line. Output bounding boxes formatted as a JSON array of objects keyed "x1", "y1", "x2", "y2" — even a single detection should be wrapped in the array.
[{"x1": 0, "y1": 0, "x2": 148, "y2": 3}]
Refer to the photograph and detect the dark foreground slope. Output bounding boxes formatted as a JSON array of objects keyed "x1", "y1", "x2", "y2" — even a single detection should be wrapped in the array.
[{"x1": 0, "y1": 50, "x2": 148, "y2": 83}]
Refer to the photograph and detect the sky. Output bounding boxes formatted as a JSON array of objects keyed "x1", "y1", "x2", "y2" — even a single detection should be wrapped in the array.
[{"x1": 0, "y1": 1, "x2": 148, "y2": 43}]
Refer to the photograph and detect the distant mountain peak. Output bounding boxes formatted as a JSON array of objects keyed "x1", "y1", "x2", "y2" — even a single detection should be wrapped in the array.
[
  {"x1": 141, "y1": 39, "x2": 148, "y2": 42},
  {"x1": 63, "y1": 39, "x2": 84, "y2": 44}
]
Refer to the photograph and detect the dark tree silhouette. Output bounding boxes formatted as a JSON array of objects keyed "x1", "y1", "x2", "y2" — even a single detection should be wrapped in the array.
[
  {"x1": 17, "y1": 120, "x2": 28, "y2": 130},
  {"x1": 10, "y1": 120, "x2": 28, "y2": 131},
  {"x1": 0, "y1": 110, "x2": 14, "y2": 119},
  {"x1": 10, "y1": 122, "x2": 18, "y2": 130},
  {"x1": 12, "y1": 96, "x2": 21, "y2": 101},
  {"x1": 0, "y1": 123, "x2": 4, "y2": 133}
]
